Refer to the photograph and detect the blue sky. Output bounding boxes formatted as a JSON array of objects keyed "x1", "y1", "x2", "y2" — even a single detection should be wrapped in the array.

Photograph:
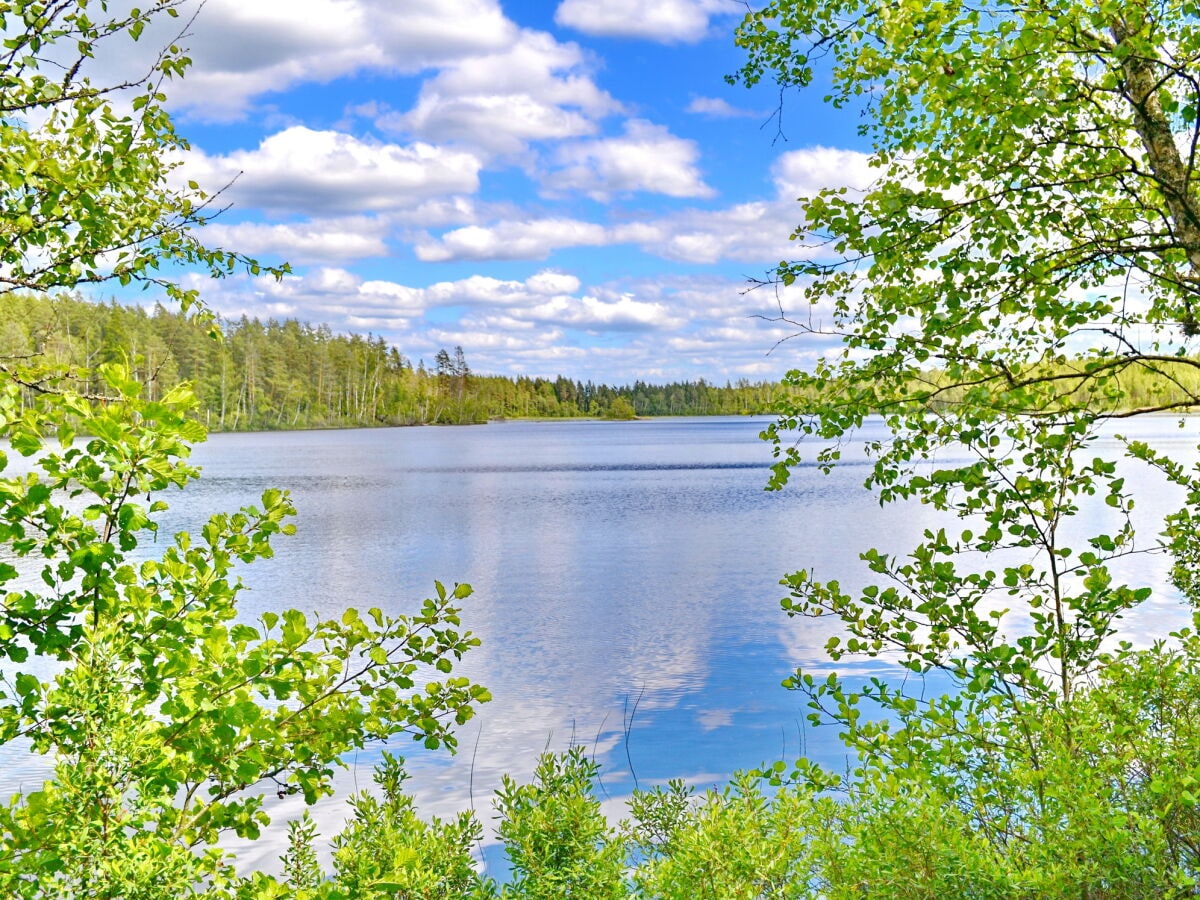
[{"x1": 137, "y1": 0, "x2": 875, "y2": 383}]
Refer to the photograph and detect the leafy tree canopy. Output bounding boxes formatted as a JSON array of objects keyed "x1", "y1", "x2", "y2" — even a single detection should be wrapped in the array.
[
  {"x1": 0, "y1": 1, "x2": 281, "y2": 316},
  {"x1": 735, "y1": 0, "x2": 1200, "y2": 440},
  {"x1": 0, "y1": 4, "x2": 488, "y2": 896},
  {"x1": 717, "y1": 0, "x2": 1200, "y2": 892}
]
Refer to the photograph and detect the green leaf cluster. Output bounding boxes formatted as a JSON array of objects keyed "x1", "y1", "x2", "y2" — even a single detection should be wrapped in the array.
[
  {"x1": 721, "y1": 0, "x2": 1200, "y2": 892},
  {"x1": 0, "y1": 1, "x2": 286, "y2": 311},
  {"x1": 0, "y1": 370, "x2": 489, "y2": 896},
  {"x1": 0, "y1": 3, "x2": 502, "y2": 896}
]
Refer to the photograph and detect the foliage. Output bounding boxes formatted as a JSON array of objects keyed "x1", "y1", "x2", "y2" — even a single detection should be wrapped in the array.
[
  {"x1": 721, "y1": 0, "x2": 1200, "y2": 892},
  {"x1": 629, "y1": 772, "x2": 828, "y2": 900},
  {"x1": 494, "y1": 748, "x2": 625, "y2": 900},
  {"x1": 298, "y1": 752, "x2": 495, "y2": 900},
  {"x1": 0, "y1": 1, "x2": 282, "y2": 316},
  {"x1": 0, "y1": 2, "x2": 491, "y2": 895},
  {"x1": 0, "y1": 366, "x2": 489, "y2": 896},
  {"x1": 272, "y1": 749, "x2": 630, "y2": 899},
  {"x1": 262, "y1": 703, "x2": 1200, "y2": 897},
  {"x1": 603, "y1": 397, "x2": 638, "y2": 420},
  {"x1": 734, "y1": 0, "x2": 1200, "y2": 424},
  {"x1": 272, "y1": 750, "x2": 824, "y2": 900}
]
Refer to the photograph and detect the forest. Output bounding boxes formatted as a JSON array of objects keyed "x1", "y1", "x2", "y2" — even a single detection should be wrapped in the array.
[
  {"x1": 4, "y1": 292, "x2": 1199, "y2": 434},
  {"x1": 0, "y1": 293, "x2": 790, "y2": 428}
]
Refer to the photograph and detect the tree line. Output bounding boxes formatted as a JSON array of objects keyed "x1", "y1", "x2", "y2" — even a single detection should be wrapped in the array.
[
  {"x1": 0, "y1": 293, "x2": 792, "y2": 429},
  {"x1": 7, "y1": 292, "x2": 1198, "y2": 435}
]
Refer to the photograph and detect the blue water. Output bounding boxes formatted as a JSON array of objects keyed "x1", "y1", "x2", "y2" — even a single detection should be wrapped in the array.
[{"x1": 1, "y1": 415, "x2": 1195, "y2": 873}]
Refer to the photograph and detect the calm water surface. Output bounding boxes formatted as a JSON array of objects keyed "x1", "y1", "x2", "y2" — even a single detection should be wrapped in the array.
[{"x1": 2, "y1": 415, "x2": 1196, "y2": 871}]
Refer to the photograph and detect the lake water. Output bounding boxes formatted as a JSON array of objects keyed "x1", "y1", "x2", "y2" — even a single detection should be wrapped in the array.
[{"x1": 2, "y1": 415, "x2": 1197, "y2": 873}]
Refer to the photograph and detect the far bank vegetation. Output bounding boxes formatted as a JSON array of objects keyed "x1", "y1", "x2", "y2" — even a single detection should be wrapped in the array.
[{"x1": 0, "y1": 294, "x2": 790, "y2": 428}]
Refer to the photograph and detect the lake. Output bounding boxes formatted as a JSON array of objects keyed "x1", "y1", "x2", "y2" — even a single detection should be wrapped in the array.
[{"x1": 1, "y1": 414, "x2": 1196, "y2": 873}]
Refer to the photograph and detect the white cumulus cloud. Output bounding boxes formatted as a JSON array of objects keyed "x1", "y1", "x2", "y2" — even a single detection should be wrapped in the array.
[
  {"x1": 415, "y1": 219, "x2": 608, "y2": 262},
  {"x1": 183, "y1": 127, "x2": 482, "y2": 215},
  {"x1": 390, "y1": 30, "x2": 621, "y2": 155},
  {"x1": 202, "y1": 218, "x2": 390, "y2": 263},
  {"x1": 772, "y1": 146, "x2": 877, "y2": 198},
  {"x1": 554, "y1": 0, "x2": 739, "y2": 43},
  {"x1": 612, "y1": 202, "x2": 798, "y2": 264},
  {"x1": 522, "y1": 292, "x2": 682, "y2": 331},
  {"x1": 543, "y1": 119, "x2": 714, "y2": 200},
  {"x1": 162, "y1": 0, "x2": 518, "y2": 120},
  {"x1": 412, "y1": 145, "x2": 870, "y2": 264},
  {"x1": 685, "y1": 96, "x2": 761, "y2": 119},
  {"x1": 527, "y1": 271, "x2": 582, "y2": 295}
]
